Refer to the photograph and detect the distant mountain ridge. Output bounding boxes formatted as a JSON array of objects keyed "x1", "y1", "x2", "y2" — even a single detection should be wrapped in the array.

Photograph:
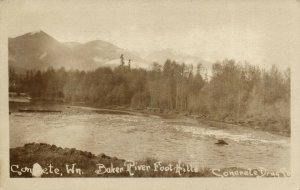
[
  {"x1": 9, "y1": 31, "x2": 210, "y2": 73},
  {"x1": 9, "y1": 31, "x2": 146, "y2": 72}
]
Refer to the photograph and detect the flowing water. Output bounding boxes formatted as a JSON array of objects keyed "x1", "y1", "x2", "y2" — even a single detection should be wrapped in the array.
[{"x1": 10, "y1": 105, "x2": 290, "y2": 171}]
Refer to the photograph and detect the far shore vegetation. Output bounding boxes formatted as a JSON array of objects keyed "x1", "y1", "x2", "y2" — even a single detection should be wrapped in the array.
[{"x1": 9, "y1": 59, "x2": 290, "y2": 136}]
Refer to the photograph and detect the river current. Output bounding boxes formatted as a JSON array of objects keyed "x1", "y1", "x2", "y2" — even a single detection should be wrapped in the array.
[{"x1": 10, "y1": 105, "x2": 290, "y2": 171}]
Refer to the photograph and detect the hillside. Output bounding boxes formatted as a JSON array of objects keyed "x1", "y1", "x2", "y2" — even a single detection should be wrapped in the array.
[{"x1": 9, "y1": 31, "x2": 147, "y2": 72}]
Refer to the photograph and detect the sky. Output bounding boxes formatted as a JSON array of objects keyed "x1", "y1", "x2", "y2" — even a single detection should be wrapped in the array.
[{"x1": 1, "y1": 0, "x2": 300, "y2": 69}]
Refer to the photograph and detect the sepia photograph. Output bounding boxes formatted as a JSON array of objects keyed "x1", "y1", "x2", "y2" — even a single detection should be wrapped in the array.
[{"x1": 1, "y1": 0, "x2": 300, "y2": 188}]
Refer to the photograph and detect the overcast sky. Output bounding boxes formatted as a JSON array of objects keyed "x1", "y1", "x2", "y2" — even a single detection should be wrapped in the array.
[{"x1": 2, "y1": 0, "x2": 300, "y2": 69}]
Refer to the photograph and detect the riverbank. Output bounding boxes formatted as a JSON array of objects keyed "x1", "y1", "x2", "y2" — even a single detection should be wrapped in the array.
[
  {"x1": 10, "y1": 143, "x2": 211, "y2": 177},
  {"x1": 10, "y1": 143, "x2": 289, "y2": 177},
  {"x1": 98, "y1": 105, "x2": 290, "y2": 137},
  {"x1": 9, "y1": 101, "x2": 290, "y2": 137}
]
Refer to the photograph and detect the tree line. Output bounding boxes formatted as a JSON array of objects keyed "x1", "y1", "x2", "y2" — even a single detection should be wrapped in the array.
[{"x1": 9, "y1": 59, "x2": 290, "y2": 134}]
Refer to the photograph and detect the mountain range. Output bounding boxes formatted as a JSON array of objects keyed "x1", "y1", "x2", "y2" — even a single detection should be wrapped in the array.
[{"x1": 9, "y1": 31, "x2": 210, "y2": 73}]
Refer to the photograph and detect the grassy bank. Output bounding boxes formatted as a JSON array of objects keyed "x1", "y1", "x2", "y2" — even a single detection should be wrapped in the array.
[
  {"x1": 10, "y1": 143, "x2": 211, "y2": 177},
  {"x1": 10, "y1": 143, "x2": 289, "y2": 178}
]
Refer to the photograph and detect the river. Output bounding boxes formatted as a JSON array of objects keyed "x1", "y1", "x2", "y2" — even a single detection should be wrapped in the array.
[{"x1": 9, "y1": 104, "x2": 290, "y2": 171}]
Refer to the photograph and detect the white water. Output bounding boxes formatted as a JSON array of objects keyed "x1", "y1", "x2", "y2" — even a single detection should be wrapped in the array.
[{"x1": 10, "y1": 105, "x2": 290, "y2": 171}]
